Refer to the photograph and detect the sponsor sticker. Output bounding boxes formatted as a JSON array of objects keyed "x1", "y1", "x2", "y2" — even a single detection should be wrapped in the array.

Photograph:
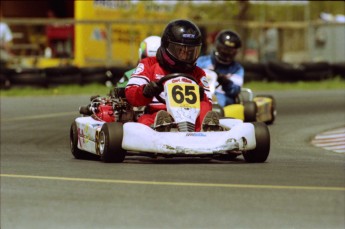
[
  {"x1": 182, "y1": 34, "x2": 195, "y2": 38},
  {"x1": 186, "y1": 133, "x2": 207, "y2": 137},
  {"x1": 200, "y1": 76, "x2": 209, "y2": 87},
  {"x1": 225, "y1": 40, "x2": 235, "y2": 47},
  {"x1": 133, "y1": 63, "x2": 144, "y2": 74}
]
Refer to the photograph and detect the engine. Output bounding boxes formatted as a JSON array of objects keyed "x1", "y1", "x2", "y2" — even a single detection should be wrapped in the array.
[{"x1": 79, "y1": 87, "x2": 141, "y2": 123}]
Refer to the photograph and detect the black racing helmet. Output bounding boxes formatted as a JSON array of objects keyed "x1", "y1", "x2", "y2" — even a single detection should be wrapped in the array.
[
  {"x1": 157, "y1": 19, "x2": 202, "y2": 72},
  {"x1": 213, "y1": 30, "x2": 242, "y2": 65}
]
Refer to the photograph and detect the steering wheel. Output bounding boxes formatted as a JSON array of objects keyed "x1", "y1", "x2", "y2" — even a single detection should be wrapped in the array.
[{"x1": 155, "y1": 73, "x2": 198, "y2": 104}]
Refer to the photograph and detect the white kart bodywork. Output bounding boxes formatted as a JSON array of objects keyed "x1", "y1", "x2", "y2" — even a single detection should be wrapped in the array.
[
  {"x1": 122, "y1": 120, "x2": 256, "y2": 155},
  {"x1": 75, "y1": 116, "x2": 256, "y2": 156},
  {"x1": 71, "y1": 74, "x2": 270, "y2": 163}
]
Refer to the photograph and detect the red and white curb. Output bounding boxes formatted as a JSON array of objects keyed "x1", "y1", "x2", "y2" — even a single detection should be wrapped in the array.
[{"x1": 311, "y1": 127, "x2": 345, "y2": 153}]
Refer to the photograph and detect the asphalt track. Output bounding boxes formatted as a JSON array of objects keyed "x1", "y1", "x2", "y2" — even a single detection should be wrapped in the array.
[{"x1": 1, "y1": 89, "x2": 345, "y2": 229}]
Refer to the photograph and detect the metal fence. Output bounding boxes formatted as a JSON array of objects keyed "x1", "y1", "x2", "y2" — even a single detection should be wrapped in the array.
[{"x1": 3, "y1": 18, "x2": 345, "y2": 67}]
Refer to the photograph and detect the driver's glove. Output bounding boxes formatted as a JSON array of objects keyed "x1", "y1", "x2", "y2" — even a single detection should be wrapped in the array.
[
  {"x1": 217, "y1": 73, "x2": 231, "y2": 87},
  {"x1": 224, "y1": 84, "x2": 241, "y2": 98},
  {"x1": 143, "y1": 81, "x2": 163, "y2": 98}
]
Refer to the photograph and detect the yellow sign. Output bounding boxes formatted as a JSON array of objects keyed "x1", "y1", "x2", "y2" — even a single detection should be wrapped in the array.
[
  {"x1": 167, "y1": 83, "x2": 200, "y2": 109},
  {"x1": 74, "y1": 1, "x2": 187, "y2": 67}
]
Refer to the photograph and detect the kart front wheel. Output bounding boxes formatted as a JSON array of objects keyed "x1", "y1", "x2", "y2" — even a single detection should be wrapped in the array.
[
  {"x1": 243, "y1": 122, "x2": 270, "y2": 163},
  {"x1": 70, "y1": 121, "x2": 90, "y2": 159},
  {"x1": 98, "y1": 122, "x2": 126, "y2": 163}
]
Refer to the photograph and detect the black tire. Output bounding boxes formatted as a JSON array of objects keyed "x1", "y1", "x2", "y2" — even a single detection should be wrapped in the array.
[
  {"x1": 240, "y1": 61, "x2": 266, "y2": 82},
  {"x1": 45, "y1": 66, "x2": 81, "y2": 86},
  {"x1": 243, "y1": 101, "x2": 257, "y2": 122},
  {"x1": 0, "y1": 72, "x2": 11, "y2": 89},
  {"x1": 70, "y1": 121, "x2": 90, "y2": 159},
  {"x1": 98, "y1": 122, "x2": 126, "y2": 163},
  {"x1": 212, "y1": 103, "x2": 225, "y2": 117},
  {"x1": 8, "y1": 68, "x2": 47, "y2": 87},
  {"x1": 255, "y1": 95, "x2": 277, "y2": 125},
  {"x1": 265, "y1": 61, "x2": 304, "y2": 82},
  {"x1": 106, "y1": 66, "x2": 131, "y2": 84},
  {"x1": 240, "y1": 61, "x2": 266, "y2": 74},
  {"x1": 244, "y1": 71, "x2": 265, "y2": 83},
  {"x1": 331, "y1": 62, "x2": 345, "y2": 79},
  {"x1": 80, "y1": 66, "x2": 107, "y2": 85},
  {"x1": 243, "y1": 122, "x2": 270, "y2": 163},
  {"x1": 301, "y1": 62, "x2": 332, "y2": 81}
]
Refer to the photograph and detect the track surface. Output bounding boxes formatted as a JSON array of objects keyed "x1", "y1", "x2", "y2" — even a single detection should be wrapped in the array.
[{"x1": 1, "y1": 90, "x2": 345, "y2": 229}]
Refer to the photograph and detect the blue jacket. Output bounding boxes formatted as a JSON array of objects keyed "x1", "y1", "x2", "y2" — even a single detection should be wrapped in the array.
[{"x1": 196, "y1": 55, "x2": 244, "y2": 98}]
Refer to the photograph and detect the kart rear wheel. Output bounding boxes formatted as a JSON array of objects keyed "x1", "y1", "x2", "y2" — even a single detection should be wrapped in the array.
[
  {"x1": 70, "y1": 121, "x2": 89, "y2": 159},
  {"x1": 256, "y1": 95, "x2": 277, "y2": 125},
  {"x1": 99, "y1": 122, "x2": 126, "y2": 163},
  {"x1": 243, "y1": 122, "x2": 270, "y2": 163},
  {"x1": 243, "y1": 101, "x2": 257, "y2": 122}
]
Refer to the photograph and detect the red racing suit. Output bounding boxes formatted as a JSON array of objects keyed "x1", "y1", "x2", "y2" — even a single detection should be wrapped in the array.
[{"x1": 125, "y1": 57, "x2": 212, "y2": 131}]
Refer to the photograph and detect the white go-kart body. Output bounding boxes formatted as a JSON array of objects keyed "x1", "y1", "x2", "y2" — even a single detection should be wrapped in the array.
[{"x1": 70, "y1": 73, "x2": 270, "y2": 163}]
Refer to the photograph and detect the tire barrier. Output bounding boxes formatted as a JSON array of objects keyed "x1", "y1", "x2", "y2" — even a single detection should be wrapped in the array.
[
  {"x1": 240, "y1": 61, "x2": 266, "y2": 82},
  {"x1": 331, "y1": 62, "x2": 345, "y2": 79},
  {"x1": 243, "y1": 61, "x2": 336, "y2": 82},
  {"x1": 265, "y1": 61, "x2": 305, "y2": 82},
  {"x1": 0, "y1": 62, "x2": 341, "y2": 89},
  {"x1": 80, "y1": 66, "x2": 108, "y2": 85},
  {"x1": 45, "y1": 66, "x2": 81, "y2": 86},
  {"x1": 0, "y1": 68, "x2": 13, "y2": 89},
  {"x1": 300, "y1": 61, "x2": 332, "y2": 81},
  {"x1": 105, "y1": 66, "x2": 130, "y2": 85},
  {"x1": 8, "y1": 68, "x2": 47, "y2": 88}
]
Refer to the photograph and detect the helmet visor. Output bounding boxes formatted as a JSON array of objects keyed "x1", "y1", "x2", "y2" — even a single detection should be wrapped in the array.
[
  {"x1": 167, "y1": 42, "x2": 201, "y2": 63},
  {"x1": 215, "y1": 43, "x2": 238, "y2": 64}
]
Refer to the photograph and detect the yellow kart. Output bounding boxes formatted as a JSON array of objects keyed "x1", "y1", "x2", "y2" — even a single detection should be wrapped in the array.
[
  {"x1": 213, "y1": 88, "x2": 277, "y2": 124},
  {"x1": 204, "y1": 69, "x2": 277, "y2": 125}
]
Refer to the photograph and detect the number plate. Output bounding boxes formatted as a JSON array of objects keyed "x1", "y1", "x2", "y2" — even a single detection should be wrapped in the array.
[{"x1": 167, "y1": 83, "x2": 200, "y2": 109}]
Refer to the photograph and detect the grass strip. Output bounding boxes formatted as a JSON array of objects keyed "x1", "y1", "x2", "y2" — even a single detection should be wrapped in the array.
[{"x1": 1, "y1": 77, "x2": 344, "y2": 97}]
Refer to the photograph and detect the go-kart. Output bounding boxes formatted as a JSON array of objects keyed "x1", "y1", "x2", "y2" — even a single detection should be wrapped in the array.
[
  {"x1": 204, "y1": 69, "x2": 277, "y2": 124},
  {"x1": 70, "y1": 73, "x2": 270, "y2": 163}
]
